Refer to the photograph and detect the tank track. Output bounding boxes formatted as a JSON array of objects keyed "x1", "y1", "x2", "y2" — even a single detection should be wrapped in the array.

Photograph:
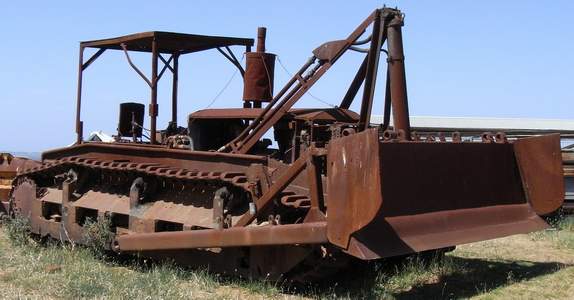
[
  {"x1": 18, "y1": 156, "x2": 253, "y2": 192},
  {"x1": 10, "y1": 155, "x2": 258, "y2": 236},
  {"x1": 17, "y1": 156, "x2": 313, "y2": 213},
  {"x1": 11, "y1": 156, "x2": 349, "y2": 282}
]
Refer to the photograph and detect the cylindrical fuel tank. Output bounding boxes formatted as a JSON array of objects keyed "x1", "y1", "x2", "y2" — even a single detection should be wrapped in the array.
[
  {"x1": 243, "y1": 52, "x2": 276, "y2": 103},
  {"x1": 118, "y1": 102, "x2": 145, "y2": 137}
]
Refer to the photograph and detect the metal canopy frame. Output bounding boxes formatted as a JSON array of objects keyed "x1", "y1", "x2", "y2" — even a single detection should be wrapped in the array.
[{"x1": 75, "y1": 31, "x2": 254, "y2": 144}]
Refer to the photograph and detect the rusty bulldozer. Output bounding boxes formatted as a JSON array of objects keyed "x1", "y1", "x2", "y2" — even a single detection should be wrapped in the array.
[
  {"x1": 1, "y1": 153, "x2": 39, "y2": 215},
  {"x1": 8, "y1": 7, "x2": 564, "y2": 281}
]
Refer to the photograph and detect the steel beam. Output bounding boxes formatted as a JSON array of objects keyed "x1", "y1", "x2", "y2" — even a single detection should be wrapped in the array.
[
  {"x1": 150, "y1": 39, "x2": 159, "y2": 144},
  {"x1": 235, "y1": 151, "x2": 309, "y2": 226},
  {"x1": 172, "y1": 53, "x2": 179, "y2": 125},
  {"x1": 339, "y1": 55, "x2": 368, "y2": 109},
  {"x1": 81, "y1": 48, "x2": 106, "y2": 71},
  {"x1": 114, "y1": 222, "x2": 328, "y2": 252},
  {"x1": 75, "y1": 47, "x2": 84, "y2": 144},
  {"x1": 358, "y1": 10, "x2": 385, "y2": 131}
]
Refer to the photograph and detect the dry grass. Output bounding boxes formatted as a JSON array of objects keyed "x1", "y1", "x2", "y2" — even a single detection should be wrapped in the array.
[
  {"x1": 0, "y1": 216, "x2": 573, "y2": 299},
  {"x1": 0, "y1": 217, "x2": 290, "y2": 299}
]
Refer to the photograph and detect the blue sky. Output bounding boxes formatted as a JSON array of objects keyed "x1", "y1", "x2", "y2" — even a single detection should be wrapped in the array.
[{"x1": 1, "y1": 1, "x2": 572, "y2": 152}]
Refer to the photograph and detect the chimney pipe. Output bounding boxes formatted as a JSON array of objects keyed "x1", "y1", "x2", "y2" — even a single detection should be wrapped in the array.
[{"x1": 257, "y1": 27, "x2": 266, "y2": 53}]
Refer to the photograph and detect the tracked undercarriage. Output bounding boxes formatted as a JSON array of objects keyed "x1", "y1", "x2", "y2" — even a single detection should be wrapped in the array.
[
  {"x1": 9, "y1": 7, "x2": 564, "y2": 282},
  {"x1": 10, "y1": 145, "x2": 352, "y2": 280}
]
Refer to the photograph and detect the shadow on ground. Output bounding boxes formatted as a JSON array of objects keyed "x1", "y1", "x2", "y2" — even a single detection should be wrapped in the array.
[
  {"x1": 107, "y1": 251, "x2": 570, "y2": 299},
  {"x1": 324, "y1": 257, "x2": 570, "y2": 299}
]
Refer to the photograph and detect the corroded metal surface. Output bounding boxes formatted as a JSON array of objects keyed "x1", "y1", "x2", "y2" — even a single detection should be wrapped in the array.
[
  {"x1": 243, "y1": 28, "x2": 275, "y2": 106},
  {"x1": 8, "y1": 7, "x2": 565, "y2": 282},
  {"x1": 562, "y1": 151, "x2": 574, "y2": 211},
  {"x1": 514, "y1": 134, "x2": 564, "y2": 215},
  {"x1": 0, "y1": 153, "x2": 40, "y2": 213},
  {"x1": 326, "y1": 128, "x2": 557, "y2": 259},
  {"x1": 115, "y1": 222, "x2": 328, "y2": 251}
]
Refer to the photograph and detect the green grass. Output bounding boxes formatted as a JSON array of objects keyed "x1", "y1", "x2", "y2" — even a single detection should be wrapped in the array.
[
  {"x1": 0, "y1": 223, "x2": 459, "y2": 299},
  {"x1": 1, "y1": 212, "x2": 32, "y2": 247},
  {"x1": 376, "y1": 254, "x2": 461, "y2": 295},
  {"x1": 0, "y1": 217, "x2": 281, "y2": 299},
  {"x1": 0, "y1": 237, "x2": 220, "y2": 299},
  {"x1": 530, "y1": 215, "x2": 574, "y2": 250},
  {"x1": 1, "y1": 215, "x2": 573, "y2": 299}
]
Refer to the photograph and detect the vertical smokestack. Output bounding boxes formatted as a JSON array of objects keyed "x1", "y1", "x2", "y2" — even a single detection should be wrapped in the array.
[{"x1": 257, "y1": 27, "x2": 266, "y2": 53}]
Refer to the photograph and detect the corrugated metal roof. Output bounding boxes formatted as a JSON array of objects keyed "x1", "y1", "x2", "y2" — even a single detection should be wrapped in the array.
[{"x1": 371, "y1": 115, "x2": 574, "y2": 133}]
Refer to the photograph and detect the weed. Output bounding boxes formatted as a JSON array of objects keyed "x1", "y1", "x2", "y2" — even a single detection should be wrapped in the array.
[
  {"x1": 531, "y1": 214, "x2": 574, "y2": 250},
  {"x1": 82, "y1": 215, "x2": 114, "y2": 258},
  {"x1": 376, "y1": 253, "x2": 462, "y2": 294},
  {"x1": 1, "y1": 213, "x2": 32, "y2": 246},
  {"x1": 555, "y1": 215, "x2": 574, "y2": 231},
  {"x1": 506, "y1": 270, "x2": 515, "y2": 284},
  {"x1": 229, "y1": 277, "x2": 282, "y2": 298}
]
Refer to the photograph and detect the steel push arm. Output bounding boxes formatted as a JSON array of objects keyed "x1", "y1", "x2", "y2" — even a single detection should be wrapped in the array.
[{"x1": 222, "y1": 7, "x2": 410, "y2": 154}]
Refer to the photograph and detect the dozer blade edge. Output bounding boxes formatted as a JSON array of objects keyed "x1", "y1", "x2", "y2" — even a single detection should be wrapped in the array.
[{"x1": 326, "y1": 129, "x2": 563, "y2": 260}]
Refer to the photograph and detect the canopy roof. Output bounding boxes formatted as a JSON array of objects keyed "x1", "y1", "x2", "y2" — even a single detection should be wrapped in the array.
[{"x1": 80, "y1": 31, "x2": 254, "y2": 54}]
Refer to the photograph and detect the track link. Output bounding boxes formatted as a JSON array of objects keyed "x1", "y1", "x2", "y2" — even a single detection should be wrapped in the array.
[
  {"x1": 11, "y1": 156, "x2": 348, "y2": 282},
  {"x1": 18, "y1": 156, "x2": 253, "y2": 192}
]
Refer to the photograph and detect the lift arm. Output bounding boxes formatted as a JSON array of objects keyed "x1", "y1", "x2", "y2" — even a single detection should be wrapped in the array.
[{"x1": 222, "y1": 7, "x2": 410, "y2": 154}]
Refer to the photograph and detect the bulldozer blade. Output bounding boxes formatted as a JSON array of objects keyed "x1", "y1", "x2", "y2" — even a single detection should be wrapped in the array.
[
  {"x1": 514, "y1": 134, "x2": 564, "y2": 216},
  {"x1": 326, "y1": 128, "x2": 561, "y2": 260}
]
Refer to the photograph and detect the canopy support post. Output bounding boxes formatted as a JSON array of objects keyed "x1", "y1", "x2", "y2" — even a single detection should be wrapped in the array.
[
  {"x1": 171, "y1": 53, "x2": 179, "y2": 125},
  {"x1": 150, "y1": 38, "x2": 159, "y2": 144},
  {"x1": 75, "y1": 46, "x2": 84, "y2": 144}
]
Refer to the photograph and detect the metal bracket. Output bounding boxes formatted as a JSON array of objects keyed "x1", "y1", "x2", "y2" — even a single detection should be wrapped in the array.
[
  {"x1": 217, "y1": 46, "x2": 245, "y2": 77},
  {"x1": 157, "y1": 54, "x2": 175, "y2": 82},
  {"x1": 81, "y1": 48, "x2": 106, "y2": 71},
  {"x1": 120, "y1": 43, "x2": 153, "y2": 87}
]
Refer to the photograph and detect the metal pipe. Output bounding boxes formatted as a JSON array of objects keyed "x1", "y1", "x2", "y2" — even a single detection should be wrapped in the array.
[
  {"x1": 358, "y1": 10, "x2": 385, "y2": 131},
  {"x1": 306, "y1": 154, "x2": 325, "y2": 211},
  {"x1": 339, "y1": 55, "x2": 368, "y2": 109},
  {"x1": 75, "y1": 46, "x2": 84, "y2": 144},
  {"x1": 114, "y1": 222, "x2": 328, "y2": 252},
  {"x1": 150, "y1": 39, "x2": 158, "y2": 144},
  {"x1": 382, "y1": 68, "x2": 392, "y2": 131},
  {"x1": 386, "y1": 14, "x2": 411, "y2": 139},
  {"x1": 238, "y1": 81, "x2": 303, "y2": 152},
  {"x1": 120, "y1": 43, "x2": 152, "y2": 87},
  {"x1": 256, "y1": 27, "x2": 266, "y2": 53},
  {"x1": 226, "y1": 57, "x2": 315, "y2": 148},
  {"x1": 172, "y1": 53, "x2": 179, "y2": 125}
]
